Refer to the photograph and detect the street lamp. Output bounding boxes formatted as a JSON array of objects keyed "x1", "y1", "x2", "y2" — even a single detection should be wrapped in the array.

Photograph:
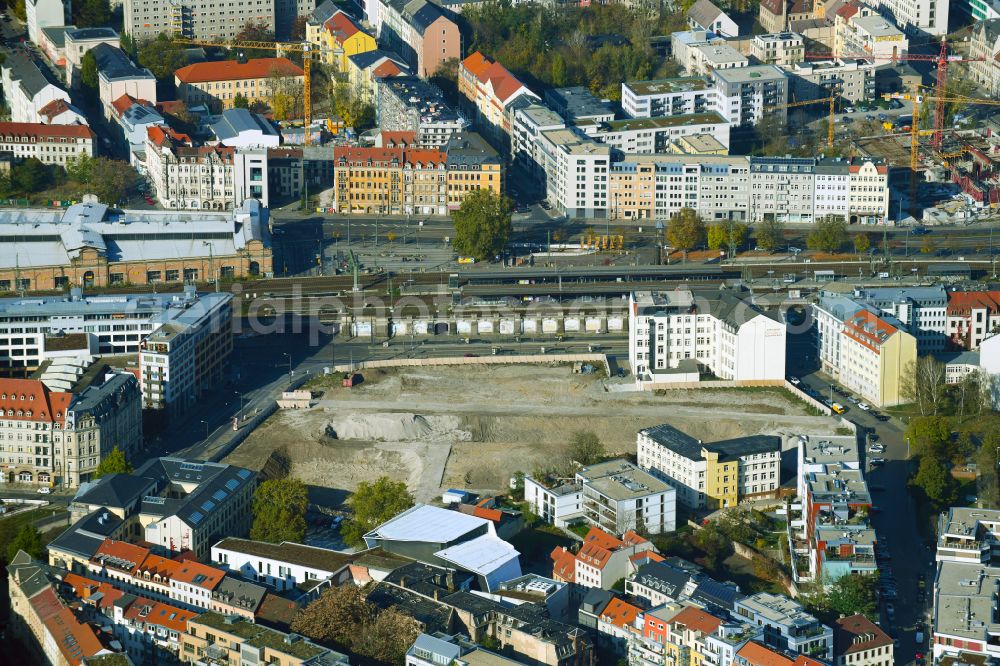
[
  {"x1": 201, "y1": 420, "x2": 209, "y2": 440},
  {"x1": 202, "y1": 241, "x2": 217, "y2": 292},
  {"x1": 282, "y1": 352, "x2": 292, "y2": 380},
  {"x1": 234, "y1": 390, "x2": 244, "y2": 419}
]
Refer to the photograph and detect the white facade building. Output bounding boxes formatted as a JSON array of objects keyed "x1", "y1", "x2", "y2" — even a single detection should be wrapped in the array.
[
  {"x1": 591, "y1": 113, "x2": 731, "y2": 153},
  {"x1": 0, "y1": 122, "x2": 94, "y2": 167},
  {"x1": 536, "y1": 128, "x2": 610, "y2": 219},
  {"x1": 629, "y1": 288, "x2": 786, "y2": 385},
  {"x1": 1, "y1": 52, "x2": 73, "y2": 125},
  {"x1": 835, "y1": 7, "x2": 909, "y2": 60},
  {"x1": 26, "y1": 0, "x2": 66, "y2": 45},
  {"x1": 212, "y1": 538, "x2": 353, "y2": 592},
  {"x1": 621, "y1": 77, "x2": 716, "y2": 119},
  {"x1": 872, "y1": 0, "x2": 948, "y2": 36},
  {"x1": 751, "y1": 32, "x2": 805, "y2": 66}
]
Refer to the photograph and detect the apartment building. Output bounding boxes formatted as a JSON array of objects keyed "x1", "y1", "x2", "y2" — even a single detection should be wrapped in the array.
[
  {"x1": 946, "y1": 291, "x2": 1000, "y2": 350},
  {"x1": 146, "y1": 126, "x2": 270, "y2": 210},
  {"x1": 1, "y1": 52, "x2": 73, "y2": 125},
  {"x1": 834, "y1": 4, "x2": 908, "y2": 60},
  {"x1": 0, "y1": 367, "x2": 141, "y2": 489},
  {"x1": 346, "y1": 49, "x2": 409, "y2": 104},
  {"x1": 317, "y1": 10, "x2": 377, "y2": 71},
  {"x1": 91, "y1": 44, "x2": 157, "y2": 122},
  {"x1": 63, "y1": 27, "x2": 119, "y2": 89},
  {"x1": 622, "y1": 77, "x2": 715, "y2": 119},
  {"x1": 684, "y1": 43, "x2": 750, "y2": 76},
  {"x1": 377, "y1": 0, "x2": 461, "y2": 77},
  {"x1": 332, "y1": 136, "x2": 502, "y2": 216},
  {"x1": 736, "y1": 641, "x2": 829, "y2": 666},
  {"x1": 712, "y1": 66, "x2": 788, "y2": 127},
  {"x1": 545, "y1": 86, "x2": 616, "y2": 126},
  {"x1": 0, "y1": 122, "x2": 94, "y2": 167},
  {"x1": 124, "y1": 0, "x2": 308, "y2": 41},
  {"x1": 626, "y1": 559, "x2": 743, "y2": 612},
  {"x1": 8, "y1": 551, "x2": 115, "y2": 665},
  {"x1": 749, "y1": 156, "x2": 818, "y2": 223},
  {"x1": 551, "y1": 525, "x2": 658, "y2": 589},
  {"x1": 211, "y1": 537, "x2": 355, "y2": 594},
  {"x1": 630, "y1": 604, "x2": 731, "y2": 666},
  {"x1": 837, "y1": 309, "x2": 917, "y2": 407},
  {"x1": 377, "y1": 77, "x2": 465, "y2": 147},
  {"x1": 751, "y1": 32, "x2": 805, "y2": 66},
  {"x1": 592, "y1": 113, "x2": 731, "y2": 154},
  {"x1": 629, "y1": 288, "x2": 787, "y2": 385},
  {"x1": 138, "y1": 290, "x2": 233, "y2": 414},
  {"x1": 174, "y1": 58, "x2": 304, "y2": 113},
  {"x1": 932, "y1": 558, "x2": 1000, "y2": 663},
  {"x1": 734, "y1": 593, "x2": 833, "y2": 659},
  {"x1": 969, "y1": 19, "x2": 1000, "y2": 97},
  {"x1": 759, "y1": 0, "x2": 815, "y2": 33},
  {"x1": 511, "y1": 102, "x2": 566, "y2": 181},
  {"x1": 407, "y1": 633, "x2": 524, "y2": 666},
  {"x1": 181, "y1": 612, "x2": 350, "y2": 665},
  {"x1": 26, "y1": 0, "x2": 67, "y2": 43},
  {"x1": 871, "y1": 0, "x2": 948, "y2": 36},
  {"x1": 833, "y1": 615, "x2": 894, "y2": 666},
  {"x1": 536, "y1": 128, "x2": 611, "y2": 219},
  {"x1": 459, "y1": 51, "x2": 538, "y2": 150},
  {"x1": 526, "y1": 459, "x2": 676, "y2": 535},
  {"x1": 637, "y1": 424, "x2": 781, "y2": 510},
  {"x1": 787, "y1": 59, "x2": 877, "y2": 104}
]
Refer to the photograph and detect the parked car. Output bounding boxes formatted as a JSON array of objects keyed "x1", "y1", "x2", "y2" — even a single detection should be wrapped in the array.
[
  {"x1": 858, "y1": 402, "x2": 872, "y2": 411},
  {"x1": 868, "y1": 444, "x2": 885, "y2": 454},
  {"x1": 832, "y1": 402, "x2": 846, "y2": 414},
  {"x1": 789, "y1": 376, "x2": 801, "y2": 385},
  {"x1": 37, "y1": 486, "x2": 50, "y2": 494},
  {"x1": 847, "y1": 396, "x2": 859, "y2": 404},
  {"x1": 875, "y1": 413, "x2": 890, "y2": 421},
  {"x1": 869, "y1": 457, "x2": 887, "y2": 466}
]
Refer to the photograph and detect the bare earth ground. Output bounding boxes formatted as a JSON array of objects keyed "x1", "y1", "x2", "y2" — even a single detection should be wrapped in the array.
[{"x1": 224, "y1": 364, "x2": 838, "y2": 504}]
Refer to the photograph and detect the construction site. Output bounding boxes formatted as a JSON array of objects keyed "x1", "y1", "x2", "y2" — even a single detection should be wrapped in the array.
[{"x1": 223, "y1": 364, "x2": 841, "y2": 505}]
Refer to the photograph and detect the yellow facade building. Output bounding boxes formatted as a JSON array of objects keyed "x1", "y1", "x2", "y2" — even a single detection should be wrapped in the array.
[{"x1": 174, "y1": 58, "x2": 305, "y2": 113}]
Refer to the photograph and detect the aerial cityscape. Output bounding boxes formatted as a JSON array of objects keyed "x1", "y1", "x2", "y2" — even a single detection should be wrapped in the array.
[{"x1": 0, "y1": 0, "x2": 997, "y2": 664}]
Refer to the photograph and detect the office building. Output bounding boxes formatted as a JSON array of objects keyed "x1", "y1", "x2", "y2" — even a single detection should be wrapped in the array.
[
  {"x1": 138, "y1": 289, "x2": 233, "y2": 413},
  {"x1": 0, "y1": 199, "x2": 271, "y2": 290},
  {"x1": 629, "y1": 287, "x2": 787, "y2": 385},
  {"x1": 637, "y1": 424, "x2": 781, "y2": 510}
]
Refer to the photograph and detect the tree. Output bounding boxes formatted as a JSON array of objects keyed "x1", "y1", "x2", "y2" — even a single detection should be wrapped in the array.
[
  {"x1": 667, "y1": 207, "x2": 706, "y2": 261},
  {"x1": 853, "y1": 233, "x2": 871, "y2": 255},
  {"x1": 137, "y1": 34, "x2": 189, "y2": 81},
  {"x1": 826, "y1": 573, "x2": 878, "y2": 620},
  {"x1": 901, "y1": 356, "x2": 948, "y2": 417},
  {"x1": 11, "y1": 158, "x2": 51, "y2": 193},
  {"x1": 233, "y1": 93, "x2": 250, "y2": 109},
  {"x1": 707, "y1": 223, "x2": 728, "y2": 250},
  {"x1": 905, "y1": 416, "x2": 951, "y2": 459},
  {"x1": 290, "y1": 14, "x2": 309, "y2": 41},
  {"x1": 251, "y1": 478, "x2": 309, "y2": 544},
  {"x1": 451, "y1": 189, "x2": 512, "y2": 261},
  {"x1": 94, "y1": 446, "x2": 134, "y2": 478},
  {"x1": 73, "y1": 0, "x2": 111, "y2": 27},
  {"x1": 807, "y1": 215, "x2": 848, "y2": 253},
  {"x1": 291, "y1": 584, "x2": 376, "y2": 649},
  {"x1": 568, "y1": 430, "x2": 604, "y2": 465},
  {"x1": 235, "y1": 20, "x2": 276, "y2": 59},
  {"x1": 911, "y1": 454, "x2": 958, "y2": 508},
  {"x1": 754, "y1": 217, "x2": 784, "y2": 253},
  {"x1": 354, "y1": 608, "x2": 422, "y2": 664},
  {"x1": 7, "y1": 524, "x2": 44, "y2": 563},
  {"x1": 89, "y1": 158, "x2": 140, "y2": 205},
  {"x1": 692, "y1": 522, "x2": 732, "y2": 570},
  {"x1": 66, "y1": 154, "x2": 95, "y2": 183},
  {"x1": 341, "y1": 476, "x2": 414, "y2": 547},
  {"x1": 80, "y1": 50, "x2": 99, "y2": 90}
]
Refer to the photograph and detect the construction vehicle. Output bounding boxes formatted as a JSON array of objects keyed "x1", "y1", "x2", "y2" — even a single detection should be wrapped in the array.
[
  {"x1": 174, "y1": 38, "x2": 318, "y2": 144},
  {"x1": 764, "y1": 97, "x2": 835, "y2": 148}
]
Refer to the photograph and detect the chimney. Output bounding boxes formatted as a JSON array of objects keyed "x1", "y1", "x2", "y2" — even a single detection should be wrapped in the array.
[{"x1": 446, "y1": 571, "x2": 455, "y2": 591}]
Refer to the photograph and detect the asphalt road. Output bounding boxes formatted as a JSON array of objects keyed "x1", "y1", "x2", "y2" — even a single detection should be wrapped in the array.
[{"x1": 789, "y1": 353, "x2": 932, "y2": 662}]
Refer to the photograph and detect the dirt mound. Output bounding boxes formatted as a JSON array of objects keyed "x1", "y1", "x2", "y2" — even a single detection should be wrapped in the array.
[{"x1": 324, "y1": 413, "x2": 470, "y2": 442}]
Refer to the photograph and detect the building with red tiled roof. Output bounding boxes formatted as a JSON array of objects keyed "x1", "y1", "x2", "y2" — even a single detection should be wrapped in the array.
[
  {"x1": 458, "y1": 51, "x2": 537, "y2": 149},
  {"x1": 320, "y1": 11, "x2": 376, "y2": 72},
  {"x1": 550, "y1": 525, "x2": 658, "y2": 590},
  {"x1": 833, "y1": 614, "x2": 893, "y2": 666},
  {"x1": 597, "y1": 596, "x2": 643, "y2": 651},
  {"x1": 43, "y1": 606, "x2": 107, "y2": 665},
  {"x1": 0, "y1": 121, "x2": 94, "y2": 167},
  {"x1": 37, "y1": 98, "x2": 86, "y2": 125},
  {"x1": 174, "y1": 58, "x2": 304, "y2": 113},
  {"x1": 839, "y1": 309, "x2": 916, "y2": 407},
  {"x1": 946, "y1": 290, "x2": 1000, "y2": 350},
  {"x1": 332, "y1": 137, "x2": 502, "y2": 216}
]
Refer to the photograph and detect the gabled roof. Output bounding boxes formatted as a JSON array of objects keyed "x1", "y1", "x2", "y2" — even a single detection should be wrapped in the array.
[
  {"x1": 38, "y1": 99, "x2": 79, "y2": 122},
  {"x1": 0, "y1": 378, "x2": 72, "y2": 425},
  {"x1": 3, "y1": 51, "x2": 59, "y2": 98},
  {"x1": 404, "y1": 0, "x2": 451, "y2": 34},
  {"x1": 688, "y1": 0, "x2": 728, "y2": 29},
  {"x1": 834, "y1": 614, "x2": 893, "y2": 655},
  {"x1": 92, "y1": 539, "x2": 150, "y2": 573},
  {"x1": 74, "y1": 472, "x2": 157, "y2": 509},
  {"x1": 0, "y1": 122, "x2": 93, "y2": 143},
  {"x1": 310, "y1": 0, "x2": 340, "y2": 24},
  {"x1": 175, "y1": 57, "x2": 303, "y2": 84},
  {"x1": 43, "y1": 607, "x2": 105, "y2": 665},
  {"x1": 947, "y1": 290, "x2": 1000, "y2": 316},
  {"x1": 550, "y1": 546, "x2": 577, "y2": 582},
  {"x1": 325, "y1": 11, "x2": 364, "y2": 45},
  {"x1": 599, "y1": 597, "x2": 643, "y2": 629},
  {"x1": 372, "y1": 59, "x2": 404, "y2": 78},
  {"x1": 670, "y1": 605, "x2": 724, "y2": 634},
  {"x1": 172, "y1": 559, "x2": 225, "y2": 590}
]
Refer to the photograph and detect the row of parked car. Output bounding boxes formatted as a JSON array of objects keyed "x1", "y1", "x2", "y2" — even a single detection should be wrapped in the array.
[{"x1": 789, "y1": 377, "x2": 890, "y2": 421}]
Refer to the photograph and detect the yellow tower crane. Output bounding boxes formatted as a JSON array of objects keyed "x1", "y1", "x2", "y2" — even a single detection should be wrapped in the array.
[
  {"x1": 173, "y1": 39, "x2": 316, "y2": 144},
  {"x1": 764, "y1": 96, "x2": 836, "y2": 149}
]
